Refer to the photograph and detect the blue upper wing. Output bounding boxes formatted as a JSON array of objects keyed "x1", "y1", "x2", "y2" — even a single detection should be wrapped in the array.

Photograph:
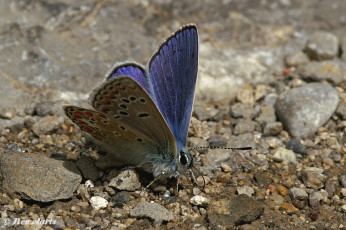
[
  {"x1": 106, "y1": 62, "x2": 153, "y2": 97},
  {"x1": 148, "y1": 25, "x2": 198, "y2": 152}
]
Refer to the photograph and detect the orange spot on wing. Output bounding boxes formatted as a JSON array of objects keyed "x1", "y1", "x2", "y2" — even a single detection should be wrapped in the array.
[
  {"x1": 98, "y1": 114, "x2": 107, "y2": 119},
  {"x1": 84, "y1": 126, "x2": 94, "y2": 133},
  {"x1": 73, "y1": 114, "x2": 82, "y2": 119},
  {"x1": 78, "y1": 120, "x2": 87, "y2": 125},
  {"x1": 103, "y1": 99, "x2": 111, "y2": 105},
  {"x1": 84, "y1": 111, "x2": 93, "y2": 117}
]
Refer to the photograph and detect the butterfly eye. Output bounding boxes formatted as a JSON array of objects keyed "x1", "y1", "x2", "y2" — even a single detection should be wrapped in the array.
[
  {"x1": 179, "y1": 152, "x2": 189, "y2": 166},
  {"x1": 179, "y1": 148, "x2": 193, "y2": 168}
]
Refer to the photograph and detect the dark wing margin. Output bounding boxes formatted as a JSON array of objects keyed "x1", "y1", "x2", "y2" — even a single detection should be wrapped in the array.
[
  {"x1": 148, "y1": 24, "x2": 198, "y2": 151},
  {"x1": 105, "y1": 62, "x2": 153, "y2": 97}
]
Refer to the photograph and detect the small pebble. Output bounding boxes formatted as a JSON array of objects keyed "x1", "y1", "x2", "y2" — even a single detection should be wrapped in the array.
[
  {"x1": 277, "y1": 185, "x2": 289, "y2": 197},
  {"x1": 272, "y1": 147, "x2": 297, "y2": 164},
  {"x1": 341, "y1": 188, "x2": 346, "y2": 198},
  {"x1": 130, "y1": 202, "x2": 174, "y2": 221},
  {"x1": 193, "y1": 105, "x2": 219, "y2": 121},
  {"x1": 263, "y1": 122, "x2": 283, "y2": 136},
  {"x1": 339, "y1": 175, "x2": 346, "y2": 188},
  {"x1": 234, "y1": 118, "x2": 256, "y2": 134},
  {"x1": 256, "y1": 105, "x2": 276, "y2": 123},
  {"x1": 32, "y1": 115, "x2": 63, "y2": 136},
  {"x1": 285, "y1": 138, "x2": 307, "y2": 155},
  {"x1": 220, "y1": 162, "x2": 232, "y2": 172},
  {"x1": 264, "y1": 93, "x2": 278, "y2": 107},
  {"x1": 309, "y1": 190, "x2": 328, "y2": 207},
  {"x1": 271, "y1": 194, "x2": 284, "y2": 205},
  {"x1": 85, "y1": 180, "x2": 95, "y2": 188},
  {"x1": 230, "y1": 103, "x2": 256, "y2": 118},
  {"x1": 237, "y1": 84, "x2": 255, "y2": 104},
  {"x1": 89, "y1": 196, "x2": 108, "y2": 210},
  {"x1": 109, "y1": 169, "x2": 141, "y2": 191},
  {"x1": 285, "y1": 51, "x2": 309, "y2": 67},
  {"x1": 290, "y1": 187, "x2": 309, "y2": 209},
  {"x1": 189, "y1": 117, "x2": 211, "y2": 139},
  {"x1": 13, "y1": 198, "x2": 24, "y2": 211},
  {"x1": 305, "y1": 31, "x2": 339, "y2": 60},
  {"x1": 281, "y1": 202, "x2": 298, "y2": 213},
  {"x1": 301, "y1": 167, "x2": 326, "y2": 189},
  {"x1": 290, "y1": 187, "x2": 308, "y2": 200},
  {"x1": 237, "y1": 186, "x2": 255, "y2": 197},
  {"x1": 208, "y1": 135, "x2": 227, "y2": 147},
  {"x1": 267, "y1": 185, "x2": 276, "y2": 193},
  {"x1": 190, "y1": 195, "x2": 209, "y2": 206},
  {"x1": 112, "y1": 191, "x2": 132, "y2": 204}
]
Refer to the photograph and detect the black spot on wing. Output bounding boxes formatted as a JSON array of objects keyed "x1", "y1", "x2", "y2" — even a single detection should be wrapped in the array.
[
  {"x1": 139, "y1": 98, "x2": 146, "y2": 103},
  {"x1": 119, "y1": 111, "x2": 129, "y2": 116},
  {"x1": 138, "y1": 113, "x2": 150, "y2": 118},
  {"x1": 121, "y1": 98, "x2": 130, "y2": 103},
  {"x1": 119, "y1": 104, "x2": 127, "y2": 109}
]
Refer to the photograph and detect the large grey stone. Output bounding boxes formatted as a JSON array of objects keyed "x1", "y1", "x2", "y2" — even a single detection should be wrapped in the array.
[
  {"x1": 298, "y1": 60, "x2": 346, "y2": 84},
  {"x1": 0, "y1": 151, "x2": 82, "y2": 202},
  {"x1": 305, "y1": 32, "x2": 339, "y2": 60},
  {"x1": 275, "y1": 83, "x2": 339, "y2": 138},
  {"x1": 130, "y1": 202, "x2": 174, "y2": 221}
]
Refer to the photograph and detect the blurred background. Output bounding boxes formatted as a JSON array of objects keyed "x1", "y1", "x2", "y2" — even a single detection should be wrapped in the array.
[{"x1": 0, "y1": 0, "x2": 345, "y2": 115}]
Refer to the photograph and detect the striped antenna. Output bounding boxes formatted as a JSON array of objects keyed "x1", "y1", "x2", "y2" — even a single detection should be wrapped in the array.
[{"x1": 189, "y1": 146, "x2": 252, "y2": 151}]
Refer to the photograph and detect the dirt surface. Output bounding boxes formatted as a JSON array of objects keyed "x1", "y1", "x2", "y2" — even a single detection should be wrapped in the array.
[{"x1": 0, "y1": 0, "x2": 345, "y2": 229}]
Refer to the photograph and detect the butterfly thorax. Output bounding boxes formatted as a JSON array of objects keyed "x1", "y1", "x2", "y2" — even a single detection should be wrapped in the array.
[{"x1": 140, "y1": 146, "x2": 193, "y2": 179}]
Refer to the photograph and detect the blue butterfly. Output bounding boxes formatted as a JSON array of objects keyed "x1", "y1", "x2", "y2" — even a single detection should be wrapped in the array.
[{"x1": 64, "y1": 24, "x2": 198, "y2": 181}]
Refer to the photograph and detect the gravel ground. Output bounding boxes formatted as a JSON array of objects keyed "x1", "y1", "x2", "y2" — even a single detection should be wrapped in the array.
[{"x1": 0, "y1": 1, "x2": 345, "y2": 229}]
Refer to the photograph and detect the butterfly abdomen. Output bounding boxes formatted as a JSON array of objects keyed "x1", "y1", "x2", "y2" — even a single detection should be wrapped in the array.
[{"x1": 142, "y1": 154, "x2": 179, "y2": 178}]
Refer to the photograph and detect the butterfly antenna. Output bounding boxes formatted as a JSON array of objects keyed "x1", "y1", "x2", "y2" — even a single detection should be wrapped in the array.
[{"x1": 189, "y1": 146, "x2": 252, "y2": 151}]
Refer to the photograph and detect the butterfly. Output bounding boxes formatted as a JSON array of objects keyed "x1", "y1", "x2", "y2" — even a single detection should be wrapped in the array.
[{"x1": 64, "y1": 24, "x2": 198, "y2": 181}]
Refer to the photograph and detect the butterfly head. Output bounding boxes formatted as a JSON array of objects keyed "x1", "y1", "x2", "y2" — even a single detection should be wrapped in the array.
[{"x1": 178, "y1": 146, "x2": 194, "y2": 170}]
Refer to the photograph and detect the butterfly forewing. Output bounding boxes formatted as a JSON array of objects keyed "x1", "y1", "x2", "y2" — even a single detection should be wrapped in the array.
[
  {"x1": 89, "y1": 76, "x2": 177, "y2": 160},
  {"x1": 148, "y1": 24, "x2": 198, "y2": 152}
]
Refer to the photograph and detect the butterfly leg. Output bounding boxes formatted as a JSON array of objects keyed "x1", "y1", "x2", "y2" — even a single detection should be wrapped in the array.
[
  {"x1": 175, "y1": 174, "x2": 180, "y2": 194},
  {"x1": 145, "y1": 171, "x2": 172, "y2": 190},
  {"x1": 145, "y1": 174, "x2": 162, "y2": 189},
  {"x1": 189, "y1": 168, "x2": 206, "y2": 191}
]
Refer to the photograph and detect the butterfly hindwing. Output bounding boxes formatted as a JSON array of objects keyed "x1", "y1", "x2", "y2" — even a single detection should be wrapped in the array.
[
  {"x1": 64, "y1": 105, "x2": 160, "y2": 167},
  {"x1": 105, "y1": 62, "x2": 153, "y2": 97},
  {"x1": 148, "y1": 24, "x2": 198, "y2": 152}
]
